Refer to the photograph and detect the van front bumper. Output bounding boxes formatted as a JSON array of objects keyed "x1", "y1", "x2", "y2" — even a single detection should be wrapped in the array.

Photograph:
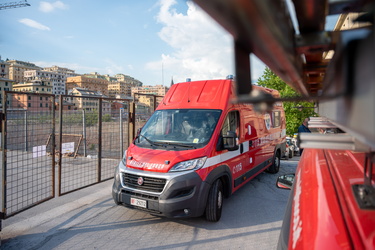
[{"x1": 112, "y1": 167, "x2": 211, "y2": 218}]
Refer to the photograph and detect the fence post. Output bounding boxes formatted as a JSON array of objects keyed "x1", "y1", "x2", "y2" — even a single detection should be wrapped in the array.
[
  {"x1": 58, "y1": 95, "x2": 63, "y2": 196},
  {"x1": 153, "y1": 95, "x2": 157, "y2": 111},
  {"x1": 97, "y1": 99, "x2": 102, "y2": 182},
  {"x1": 51, "y1": 96, "x2": 56, "y2": 198},
  {"x1": 82, "y1": 109, "x2": 87, "y2": 157},
  {"x1": 0, "y1": 91, "x2": 7, "y2": 229},
  {"x1": 24, "y1": 110, "x2": 28, "y2": 152},
  {"x1": 128, "y1": 102, "x2": 135, "y2": 146},
  {"x1": 120, "y1": 108, "x2": 123, "y2": 158}
]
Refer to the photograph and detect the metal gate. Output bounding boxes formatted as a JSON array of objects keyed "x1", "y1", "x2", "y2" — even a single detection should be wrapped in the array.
[
  {"x1": 57, "y1": 95, "x2": 129, "y2": 195},
  {"x1": 1, "y1": 91, "x2": 130, "y2": 220},
  {"x1": 1, "y1": 92, "x2": 56, "y2": 219}
]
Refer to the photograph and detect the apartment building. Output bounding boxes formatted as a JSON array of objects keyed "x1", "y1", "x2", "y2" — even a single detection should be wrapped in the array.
[
  {"x1": 7, "y1": 60, "x2": 41, "y2": 83},
  {"x1": 12, "y1": 81, "x2": 53, "y2": 94},
  {"x1": 66, "y1": 87, "x2": 110, "y2": 114},
  {"x1": 0, "y1": 78, "x2": 14, "y2": 107},
  {"x1": 43, "y1": 65, "x2": 79, "y2": 78},
  {"x1": 66, "y1": 75, "x2": 109, "y2": 96},
  {"x1": 108, "y1": 81, "x2": 132, "y2": 98},
  {"x1": 108, "y1": 74, "x2": 143, "y2": 98},
  {"x1": 24, "y1": 69, "x2": 66, "y2": 95},
  {"x1": 115, "y1": 73, "x2": 143, "y2": 86},
  {"x1": 0, "y1": 57, "x2": 9, "y2": 79},
  {"x1": 131, "y1": 85, "x2": 169, "y2": 96},
  {"x1": 11, "y1": 94, "x2": 52, "y2": 112}
]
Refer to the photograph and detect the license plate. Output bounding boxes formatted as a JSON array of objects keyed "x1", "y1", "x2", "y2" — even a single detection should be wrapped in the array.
[{"x1": 130, "y1": 197, "x2": 147, "y2": 208}]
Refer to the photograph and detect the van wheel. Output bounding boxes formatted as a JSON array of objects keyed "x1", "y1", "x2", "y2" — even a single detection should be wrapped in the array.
[
  {"x1": 268, "y1": 150, "x2": 280, "y2": 174},
  {"x1": 205, "y1": 179, "x2": 223, "y2": 222}
]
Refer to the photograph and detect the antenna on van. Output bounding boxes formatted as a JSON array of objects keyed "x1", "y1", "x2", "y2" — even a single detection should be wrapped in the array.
[{"x1": 186, "y1": 78, "x2": 191, "y2": 103}]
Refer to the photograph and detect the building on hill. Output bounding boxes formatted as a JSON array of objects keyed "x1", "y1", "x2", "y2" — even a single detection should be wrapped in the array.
[
  {"x1": 0, "y1": 78, "x2": 14, "y2": 107},
  {"x1": 6, "y1": 59, "x2": 41, "y2": 83},
  {"x1": 108, "y1": 81, "x2": 132, "y2": 98},
  {"x1": 0, "y1": 57, "x2": 9, "y2": 79},
  {"x1": 114, "y1": 74, "x2": 143, "y2": 87},
  {"x1": 66, "y1": 75, "x2": 109, "y2": 96},
  {"x1": 11, "y1": 93, "x2": 52, "y2": 112},
  {"x1": 66, "y1": 87, "x2": 110, "y2": 114},
  {"x1": 108, "y1": 74, "x2": 143, "y2": 99},
  {"x1": 131, "y1": 85, "x2": 169, "y2": 96},
  {"x1": 43, "y1": 65, "x2": 80, "y2": 77},
  {"x1": 13, "y1": 81, "x2": 53, "y2": 94},
  {"x1": 24, "y1": 69, "x2": 66, "y2": 95}
]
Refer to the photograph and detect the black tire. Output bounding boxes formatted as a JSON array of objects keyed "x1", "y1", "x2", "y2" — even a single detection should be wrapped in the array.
[
  {"x1": 205, "y1": 179, "x2": 223, "y2": 222},
  {"x1": 268, "y1": 150, "x2": 280, "y2": 174}
]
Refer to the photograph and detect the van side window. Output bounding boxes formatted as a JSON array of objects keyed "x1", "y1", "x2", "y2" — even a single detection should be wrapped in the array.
[
  {"x1": 222, "y1": 111, "x2": 240, "y2": 136},
  {"x1": 272, "y1": 111, "x2": 281, "y2": 127}
]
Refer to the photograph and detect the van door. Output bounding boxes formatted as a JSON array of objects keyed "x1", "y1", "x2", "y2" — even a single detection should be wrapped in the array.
[{"x1": 219, "y1": 110, "x2": 247, "y2": 189}]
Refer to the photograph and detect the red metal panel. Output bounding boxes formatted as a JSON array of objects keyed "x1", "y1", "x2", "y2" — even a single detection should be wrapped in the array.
[{"x1": 291, "y1": 148, "x2": 352, "y2": 249}]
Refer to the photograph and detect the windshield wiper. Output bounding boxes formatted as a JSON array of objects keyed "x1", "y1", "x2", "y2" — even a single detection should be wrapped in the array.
[
  {"x1": 138, "y1": 135, "x2": 164, "y2": 146},
  {"x1": 138, "y1": 135, "x2": 196, "y2": 149},
  {"x1": 162, "y1": 142, "x2": 196, "y2": 148}
]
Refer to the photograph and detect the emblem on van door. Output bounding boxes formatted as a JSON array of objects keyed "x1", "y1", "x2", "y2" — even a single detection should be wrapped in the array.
[{"x1": 137, "y1": 177, "x2": 144, "y2": 185}]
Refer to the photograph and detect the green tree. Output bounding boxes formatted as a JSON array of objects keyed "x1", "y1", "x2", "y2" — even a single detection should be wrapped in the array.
[{"x1": 257, "y1": 67, "x2": 317, "y2": 136}]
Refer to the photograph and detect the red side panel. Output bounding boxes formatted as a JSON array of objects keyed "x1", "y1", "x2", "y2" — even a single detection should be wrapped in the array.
[
  {"x1": 290, "y1": 149, "x2": 352, "y2": 249},
  {"x1": 325, "y1": 151, "x2": 375, "y2": 250}
]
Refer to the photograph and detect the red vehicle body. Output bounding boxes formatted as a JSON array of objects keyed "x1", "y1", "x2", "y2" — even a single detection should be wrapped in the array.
[
  {"x1": 113, "y1": 79, "x2": 286, "y2": 221},
  {"x1": 277, "y1": 148, "x2": 375, "y2": 249}
]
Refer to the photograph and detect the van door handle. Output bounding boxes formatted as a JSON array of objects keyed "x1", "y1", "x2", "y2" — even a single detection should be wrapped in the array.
[{"x1": 240, "y1": 143, "x2": 243, "y2": 154}]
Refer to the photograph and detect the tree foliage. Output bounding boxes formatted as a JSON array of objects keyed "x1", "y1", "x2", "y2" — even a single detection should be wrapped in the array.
[{"x1": 257, "y1": 67, "x2": 317, "y2": 136}]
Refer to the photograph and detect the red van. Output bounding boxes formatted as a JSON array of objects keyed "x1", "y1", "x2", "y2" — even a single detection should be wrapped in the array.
[
  {"x1": 112, "y1": 79, "x2": 286, "y2": 221},
  {"x1": 277, "y1": 148, "x2": 375, "y2": 249}
]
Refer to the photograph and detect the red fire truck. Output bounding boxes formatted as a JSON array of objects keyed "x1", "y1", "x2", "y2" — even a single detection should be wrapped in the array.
[
  {"x1": 191, "y1": 0, "x2": 375, "y2": 248},
  {"x1": 112, "y1": 78, "x2": 286, "y2": 221}
]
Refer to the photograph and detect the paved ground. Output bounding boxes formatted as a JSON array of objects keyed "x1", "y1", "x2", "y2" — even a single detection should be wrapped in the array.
[{"x1": 0, "y1": 156, "x2": 300, "y2": 250}]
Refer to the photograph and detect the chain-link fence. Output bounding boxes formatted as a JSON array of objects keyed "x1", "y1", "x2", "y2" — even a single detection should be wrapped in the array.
[
  {"x1": 0, "y1": 91, "x2": 160, "y2": 221},
  {"x1": 1, "y1": 92, "x2": 131, "y2": 218}
]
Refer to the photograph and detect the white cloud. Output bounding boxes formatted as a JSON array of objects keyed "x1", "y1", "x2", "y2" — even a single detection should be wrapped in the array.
[
  {"x1": 149, "y1": 0, "x2": 266, "y2": 84},
  {"x1": 39, "y1": 1, "x2": 68, "y2": 13},
  {"x1": 19, "y1": 18, "x2": 51, "y2": 31},
  {"x1": 148, "y1": 0, "x2": 233, "y2": 83}
]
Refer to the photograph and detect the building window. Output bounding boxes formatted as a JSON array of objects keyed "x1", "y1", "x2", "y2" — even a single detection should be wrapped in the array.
[
  {"x1": 46, "y1": 103, "x2": 48, "y2": 107},
  {"x1": 28, "y1": 103, "x2": 31, "y2": 107},
  {"x1": 28, "y1": 96, "x2": 31, "y2": 100},
  {"x1": 40, "y1": 103, "x2": 43, "y2": 107}
]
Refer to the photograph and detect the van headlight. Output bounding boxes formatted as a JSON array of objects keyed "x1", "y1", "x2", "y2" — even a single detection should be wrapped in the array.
[{"x1": 169, "y1": 157, "x2": 207, "y2": 172}]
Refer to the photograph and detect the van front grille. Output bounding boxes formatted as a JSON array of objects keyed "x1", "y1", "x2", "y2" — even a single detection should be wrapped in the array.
[{"x1": 122, "y1": 173, "x2": 166, "y2": 193}]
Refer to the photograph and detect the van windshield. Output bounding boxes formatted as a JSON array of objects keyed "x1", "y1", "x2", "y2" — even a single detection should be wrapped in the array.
[{"x1": 135, "y1": 109, "x2": 221, "y2": 150}]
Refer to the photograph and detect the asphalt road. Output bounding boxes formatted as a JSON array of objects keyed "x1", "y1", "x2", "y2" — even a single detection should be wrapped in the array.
[{"x1": 1, "y1": 157, "x2": 299, "y2": 250}]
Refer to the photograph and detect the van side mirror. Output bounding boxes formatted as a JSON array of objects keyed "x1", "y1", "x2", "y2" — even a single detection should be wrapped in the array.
[
  {"x1": 136, "y1": 128, "x2": 142, "y2": 142},
  {"x1": 223, "y1": 131, "x2": 239, "y2": 151},
  {"x1": 276, "y1": 174, "x2": 295, "y2": 190}
]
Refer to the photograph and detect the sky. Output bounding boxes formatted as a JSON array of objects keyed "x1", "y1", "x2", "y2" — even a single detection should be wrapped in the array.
[{"x1": 0, "y1": 0, "x2": 339, "y2": 86}]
